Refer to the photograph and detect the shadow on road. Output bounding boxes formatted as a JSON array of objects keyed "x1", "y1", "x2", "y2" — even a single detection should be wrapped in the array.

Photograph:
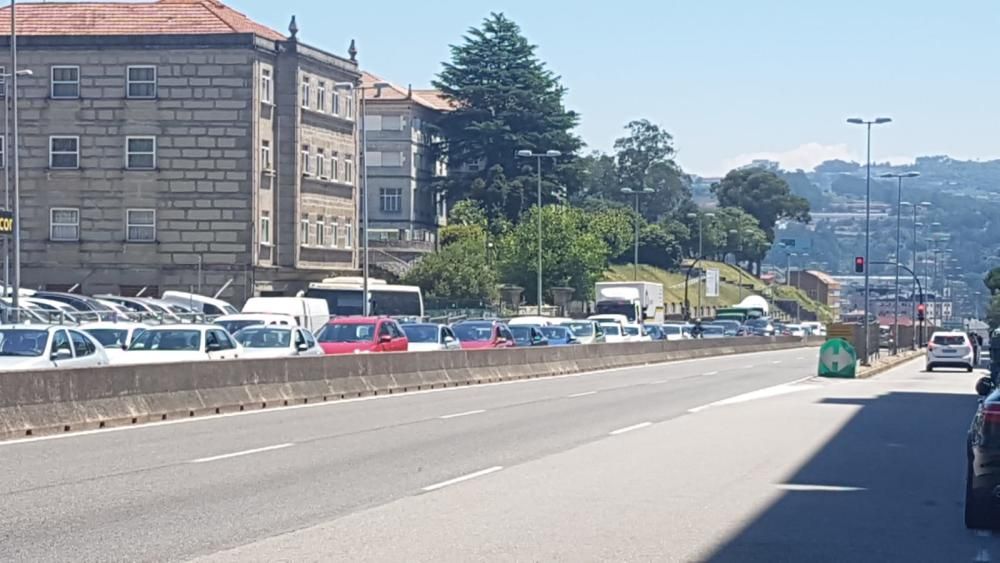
[{"x1": 705, "y1": 390, "x2": 994, "y2": 563}]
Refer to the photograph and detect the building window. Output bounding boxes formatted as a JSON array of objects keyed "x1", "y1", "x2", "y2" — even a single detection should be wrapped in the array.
[
  {"x1": 126, "y1": 136, "x2": 156, "y2": 169},
  {"x1": 345, "y1": 89, "x2": 355, "y2": 119},
  {"x1": 126, "y1": 66, "x2": 157, "y2": 99},
  {"x1": 329, "y1": 219, "x2": 339, "y2": 248},
  {"x1": 316, "y1": 148, "x2": 326, "y2": 178},
  {"x1": 126, "y1": 208, "x2": 156, "y2": 242},
  {"x1": 261, "y1": 139, "x2": 272, "y2": 171},
  {"x1": 50, "y1": 65, "x2": 80, "y2": 99},
  {"x1": 345, "y1": 155, "x2": 354, "y2": 184},
  {"x1": 331, "y1": 89, "x2": 341, "y2": 116},
  {"x1": 50, "y1": 207, "x2": 80, "y2": 241},
  {"x1": 300, "y1": 76, "x2": 310, "y2": 108},
  {"x1": 0, "y1": 65, "x2": 6, "y2": 98},
  {"x1": 300, "y1": 214, "x2": 310, "y2": 245},
  {"x1": 364, "y1": 115, "x2": 382, "y2": 131},
  {"x1": 345, "y1": 219, "x2": 353, "y2": 248},
  {"x1": 301, "y1": 145, "x2": 311, "y2": 176},
  {"x1": 317, "y1": 81, "x2": 326, "y2": 112},
  {"x1": 260, "y1": 210, "x2": 271, "y2": 244},
  {"x1": 380, "y1": 188, "x2": 402, "y2": 213},
  {"x1": 382, "y1": 152, "x2": 403, "y2": 167},
  {"x1": 382, "y1": 115, "x2": 402, "y2": 131},
  {"x1": 0, "y1": 136, "x2": 5, "y2": 169},
  {"x1": 49, "y1": 136, "x2": 79, "y2": 169},
  {"x1": 365, "y1": 151, "x2": 382, "y2": 167},
  {"x1": 331, "y1": 152, "x2": 339, "y2": 181},
  {"x1": 261, "y1": 67, "x2": 273, "y2": 103},
  {"x1": 316, "y1": 216, "x2": 326, "y2": 246}
]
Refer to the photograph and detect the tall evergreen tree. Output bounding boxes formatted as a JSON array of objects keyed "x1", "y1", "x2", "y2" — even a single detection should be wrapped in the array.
[{"x1": 434, "y1": 13, "x2": 582, "y2": 223}]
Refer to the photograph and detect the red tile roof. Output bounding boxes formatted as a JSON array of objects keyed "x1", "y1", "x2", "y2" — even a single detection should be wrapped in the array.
[
  {"x1": 0, "y1": 0, "x2": 284, "y2": 41},
  {"x1": 360, "y1": 71, "x2": 455, "y2": 112}
]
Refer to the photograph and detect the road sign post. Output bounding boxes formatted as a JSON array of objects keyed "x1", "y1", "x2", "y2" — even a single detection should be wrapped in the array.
[{"x1": 818, "y1": 338, "x2": 858, "y2": 378}]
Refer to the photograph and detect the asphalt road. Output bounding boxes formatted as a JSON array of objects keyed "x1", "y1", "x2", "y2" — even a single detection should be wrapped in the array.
[{"x1": 3, "y1": 346, "x2": 990, "y2": 562}]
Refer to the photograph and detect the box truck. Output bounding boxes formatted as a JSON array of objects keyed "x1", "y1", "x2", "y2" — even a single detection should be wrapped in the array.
[{"x1": 594, "y1": 282, "x2": 664, "y2": 324}]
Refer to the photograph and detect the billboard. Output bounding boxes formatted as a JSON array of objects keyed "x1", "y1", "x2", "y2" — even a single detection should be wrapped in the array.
[{"x1": 706, "y1": 269, "x2": 720, "y2": 297}]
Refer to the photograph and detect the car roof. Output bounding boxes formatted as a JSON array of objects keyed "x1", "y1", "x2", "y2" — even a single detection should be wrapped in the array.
[
  {"x1": 401, "y1": 322, "x2": 440, "y2": 328},
  {"x1": 327, "y1": 316, "x2": 386, "y2": 324},
  {"x1": 143, "y1": 324, "x2": 219, "y2": 331},
  {"x1": 0, "y1": 324, "x2": 64, "y2": 331},
  {"x1": 454, "y1": 319, "x2": 500, "y2": 325},
  {"x1": 80, "y1": 322, "x2": 148, "y2": 330}
]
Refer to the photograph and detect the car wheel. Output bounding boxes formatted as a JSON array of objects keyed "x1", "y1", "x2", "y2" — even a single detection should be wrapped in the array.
[
  {"x1": 966, "y1": 461, "x2": 995, "y2": 529},
  {"x1": 968, "y1": 366, "x2": 975, "y2": 373},
  {"x1": 926, "y1": 364, "x2": 934, "y2": 372}
]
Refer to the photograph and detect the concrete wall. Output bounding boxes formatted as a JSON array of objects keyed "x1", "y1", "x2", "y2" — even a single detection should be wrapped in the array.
[{"x1": 0, "y1": 336, "x2": 816, "y2": 440}]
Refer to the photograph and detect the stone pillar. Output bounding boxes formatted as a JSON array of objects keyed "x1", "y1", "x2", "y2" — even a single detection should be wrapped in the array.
[
  {"x1": 499, "y1": 285, "x2": 524, "y2": 315},
  {"x1": 550, "y1": 286, "x2": 575, "y2": 317}
]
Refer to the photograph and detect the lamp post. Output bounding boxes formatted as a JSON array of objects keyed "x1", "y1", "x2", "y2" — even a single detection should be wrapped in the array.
[
  {"x1": 9, "y1": 0, "x2": 24, "y2": 315},
  {"x1": 621, "y1": 187, "x2": 654, "y2": 281},
  {"x1": 881, "y1": 172, "x2": 919, "y2": 354},
  {"x1": 335, "y1": 81, "x2": 390, "y2": 315},
  {"x1": 847, "y1": 116, "x2": 892, "y2": 364},
  {"x1": 0, "y1": 67, "x2": 30, "y2": 302},
  {"x1": 516, "y1": 149, "x2": 561, "y2": 315}
]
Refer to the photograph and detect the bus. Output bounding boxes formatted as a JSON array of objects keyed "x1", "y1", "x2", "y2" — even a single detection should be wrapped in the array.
[{"x1": 303, "y1": 277, "x2": 424, "y2": 319}]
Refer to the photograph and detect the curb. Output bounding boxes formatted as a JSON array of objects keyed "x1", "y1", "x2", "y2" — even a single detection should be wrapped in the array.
[{"x1": 856, "y1": 349, "x2": 924, "y2": 379}]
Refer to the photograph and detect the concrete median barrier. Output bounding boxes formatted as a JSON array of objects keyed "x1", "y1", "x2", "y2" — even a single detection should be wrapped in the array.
[{"x1": 0, "y1": 336, "x2": 818, "y2": 441}]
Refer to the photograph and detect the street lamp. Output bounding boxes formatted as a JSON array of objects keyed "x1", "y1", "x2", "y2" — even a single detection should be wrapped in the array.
[
  {"x1": 847, "y1": 116, "x2": 892, "y2": 364},
  {"x1": 621, "y1": 187, "x2": 654, "y2": 280},
  {"x1": 0, "y1": 67, "x2": 30, "y2": 302},
  {"x1": 516, "y1": 149, "x2": 561, "y2": 314},
  {"x1": 881, "y1": 171, "x2": 919, "y2": 355},
  {"x1": 335, "y1": 81, "x2": 390, "y2": 315}
]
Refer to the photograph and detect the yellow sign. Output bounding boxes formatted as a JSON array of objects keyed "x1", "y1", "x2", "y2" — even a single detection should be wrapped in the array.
[{"x1": 0, "y1": 210, "x2": 13, "y2": 235}]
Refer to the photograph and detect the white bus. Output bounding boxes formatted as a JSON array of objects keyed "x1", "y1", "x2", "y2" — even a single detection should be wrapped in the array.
[{"x1": 303, "y1": 277, "x2": 424, "y2": 319}]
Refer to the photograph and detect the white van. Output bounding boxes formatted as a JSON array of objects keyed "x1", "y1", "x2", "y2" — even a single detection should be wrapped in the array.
[{"x1": 241, "y1": 297, "x2": 330, "y2": 333}]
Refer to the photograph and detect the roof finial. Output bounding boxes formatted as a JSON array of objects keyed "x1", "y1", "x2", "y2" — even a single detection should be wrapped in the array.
[
  {"x1": 288, "y1": 15, "x2": 298, "y2": 39},
  {"x1": 348, "y1": 39, "x2": 357, "y2": 62}
]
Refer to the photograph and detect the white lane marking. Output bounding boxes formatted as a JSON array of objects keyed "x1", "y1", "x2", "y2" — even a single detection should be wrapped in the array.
[
  {"x1": 772, "y1": 360, "x2": 783, "y2": 364},
  {"x1": 687, "y1": 376, "x2": 816, "y2": 413},
  {"x1": 0, "y1": 348, "x2": 813, "y2": 448},
  {"x1": 568, "y1": 391, "x2": 597, "y2": 398},
  {"x1": 776, "y1": 484, "x2": 865, "y2": 492},
  {"x1": 609, "y1": 421, "x2": 653, "y2": 436},
  {"x1": 648, "y1": 379, "x2": 670, "y2": 385},
  {"x1": 439, "y1": 409, "x2": 486, "y2": 420},
  {"x1": 796, "y1": 357, "x2": 806, "y2": 360},
  {"x1": 975, "y1": 548, "x2": 991, "y2": 562},
  {"x1": 189, "y1": 443, "x2": 293, "y2": 464},
  {"x1": 703, "y1": 371, "x2": 719, "y2": 376},
  {"x1": 422, "y1": 466, "x2": 503, "y2": 492}
]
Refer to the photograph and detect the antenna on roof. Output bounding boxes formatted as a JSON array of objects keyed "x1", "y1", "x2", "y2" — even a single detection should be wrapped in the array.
[
  {"x1": 407, "y1": 84, "x2": 412, "y2": 99},
  {"x1": 288, "y1": 15, "x2": 298, "y2": 39}
]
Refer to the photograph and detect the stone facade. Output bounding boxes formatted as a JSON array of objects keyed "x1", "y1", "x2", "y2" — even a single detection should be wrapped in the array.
[{"x1": 2, "y1": 32, "x2": 360, "y2": 302}]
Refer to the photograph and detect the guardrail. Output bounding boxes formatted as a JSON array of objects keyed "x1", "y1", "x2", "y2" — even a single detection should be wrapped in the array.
[{"x1": 0, "y1": 336, "x2": 821, "y2": 441}]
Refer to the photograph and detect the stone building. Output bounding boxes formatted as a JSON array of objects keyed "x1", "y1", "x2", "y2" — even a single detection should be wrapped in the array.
[
  {"x1": 360, "y1": 72, "x2": 451, "y2": 276},
  {"x1": 0, "y1": 0, "x2": 361, "y2": 302},
  {"x1": 789, "y1": 269, "x2": 842, "y2": 321}
]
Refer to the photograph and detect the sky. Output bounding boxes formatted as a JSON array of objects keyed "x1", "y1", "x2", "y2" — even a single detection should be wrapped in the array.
[{"x1": 230, "y1": 0, "x2": 1000, "y2": 177}]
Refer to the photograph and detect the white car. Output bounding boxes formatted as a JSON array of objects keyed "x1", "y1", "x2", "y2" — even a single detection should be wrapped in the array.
[
  {"x1": 623, "y1": 323, "x2": 652, "y2": 342},
  {"x1": 926, "y1": 331, "x2": 975, "y2": 372},
  {"x1": 114, "y1": 324, "x2": 243, "y2": 365},
  {"x1": 400, "y1": 323, "x2": 462, "y2": 352},
  {"x1": 231, "y1": 325, "x2": 325, "y2": 359},
  {"x1": 559, "y1": 320, "x2": 605, "y2": 345},
  {"x1": 660, "y1": 324, "x2": 689, "y2": 341},
  {"x1": 784, "y1": 324, "x2": 807, "y2": 337},
  {"x1": 508, "y1": 316, "x2": 557, "y2": 327},
  {"x1": 0, "y1": 325, "x2": 109, "y2": 371},
  {"x1": 80, "y1": 322, "x2": 148, "y2": 362},
  {"x1": 599, "y1": 322, "x2": 627, "y2": 343},
  {"x1": 214, "y1": 313, "x2": 297, "y2": 336}
]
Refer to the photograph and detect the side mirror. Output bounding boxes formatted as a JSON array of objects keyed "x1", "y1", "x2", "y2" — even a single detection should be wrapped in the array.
[
  {"x1": 444, "y1": 336, "x2": 455, "y2": 344},
  {"x1": 976, "y1": 377, "x2": 994, "y2": 397},
  {"x1": 206, "y1": 341, "x2": 222, "y2": 352},
  {"x1": 51, "y1": 348, "x2": 72, "y2": 361},
  {"x1": 121, "y1": 343, "x2": 129, "y2": 351},
  {"x1": 379, "y1": 334, "x2": 393, "y2": 344},
  {"x1": 296, "y1": 342, "x2": 309, "y2": 352}
]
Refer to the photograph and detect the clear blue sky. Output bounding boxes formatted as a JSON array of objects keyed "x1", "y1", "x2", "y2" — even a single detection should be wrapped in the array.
[{"x1": 231, "y1": 0, "x2": 999, "y2": 176}]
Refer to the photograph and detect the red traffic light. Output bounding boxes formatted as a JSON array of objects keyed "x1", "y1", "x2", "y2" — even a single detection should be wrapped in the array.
[
  {"x1": 917, "y1": 303, "x2": 926, "y2": 321},
  {"x1": 854, "y1": 256, "x2": 865, "y2": 273}
]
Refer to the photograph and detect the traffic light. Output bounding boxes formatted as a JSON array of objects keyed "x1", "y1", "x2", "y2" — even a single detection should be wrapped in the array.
[
  {"x1": 854, "y1": 256, "x2": 865, "y2": 273},
  {"x1": 917, "y1": 303, "x2": 926, "y2": 321}
]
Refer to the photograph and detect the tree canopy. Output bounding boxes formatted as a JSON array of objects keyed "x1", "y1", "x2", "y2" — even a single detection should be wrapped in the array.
[{"x1": 711, "y1": 168, "x2": 811, "y2": 240}]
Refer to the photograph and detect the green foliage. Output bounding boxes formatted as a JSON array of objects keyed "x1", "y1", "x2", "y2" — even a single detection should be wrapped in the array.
[
  {"x1": 497, "y1": 205, "x2": 612, "y2": 302},
  {"x1": 988, "y1": 295, "x2": 1000, "y2": 331},
  {"x1": 434, "y1": 13, "x2": 581, "y2": 222},
  {"x1": 984, "y1": 267, "x2": 1000, "y2": 296},
  {"x1": 712, "y1": 168, "x2": 811, "y2": 240},
  {"x1": 402, "y1": 236, "x2": 497, "y2": 301},
  {"x1": 449, "y1": 199, "x2": 488, "y2": 228}
]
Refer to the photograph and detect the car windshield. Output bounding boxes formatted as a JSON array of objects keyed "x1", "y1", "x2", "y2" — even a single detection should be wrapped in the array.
[
  {"x1": 509, "y1": 326, "x2": 535, "y2": 344},
  {"x1": 747, "y1": 319, "x2": 769, "y2": 328},
  {"x1": 540, "y1": 327, "x2": 571, "y2": 340},
  {"x1": 933, "y1": 335, "x2": 966, "y2": 346},
  {"x1": 401, "y1": 324, "x2": 439, "y2": 343},
  {"x1": 84, "y1": 328, "x2": 135, "y2": 348},
  {"x1": 0, "y1": 329, "x2": 48, "y2": 357},
  {"x1": 453, "y1": 323, "x2": 493, "y2": 342},
  {"x1": 602, "y1": 325, "x2": 621, "y2": 336},
  {"x1": 214, "y1": 320, "x2": 269, "y2": 335},
  {"x1": 561, "y1": 322, "x2": 594, "y2": 337},
  {"x1": 623, "y1": 326, "x2": 640, "y2": 336},
  {"x1": 662, "y1": 325, "x2": 681, "y2": 335},
  {"x1": 129, "y1": 329, "x2": 202, "y2": 351},
  {"x1": 703, "y1": 325, "x2": 726, "y2": 335},
  {"x1": 317, "y1": 322, "x2": 376, "y2": 343},
  {"x1": 233, "y1": 327, "x2": 292, "y2": 349}
]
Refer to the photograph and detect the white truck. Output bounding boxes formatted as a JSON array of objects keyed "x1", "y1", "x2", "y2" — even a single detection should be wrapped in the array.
[{"x1": 594, "y1": 282, "x2": 665, "y2": 325}]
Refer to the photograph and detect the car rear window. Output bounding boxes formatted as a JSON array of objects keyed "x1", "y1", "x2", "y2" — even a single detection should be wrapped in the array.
[{"x1": 933, "y1": 335, "x2": 966, "y2": 346}]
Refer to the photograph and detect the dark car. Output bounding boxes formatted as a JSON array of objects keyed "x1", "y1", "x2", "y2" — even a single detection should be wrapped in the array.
[
  {"x1": 706, "y1": 320, "x2": 740, "y2": 337},
  {"x1": 644, "y1": 324, "x2": 666, "y2": 341},
  {"x1": 539, "y1": 325, "x2": 577, "y2": 346},
  {"x1": 32, "y1": 292, "x2": 117, "y2": 321},
  {"x1": 509, "y1": 325, "x2": 549, "y2": 347},
  {"x1": 745, "y1": 318, "x2": 775, "y2": 336},
  {"x1": 966, "y1": 376, "x2": 1000, "y2": 528}
]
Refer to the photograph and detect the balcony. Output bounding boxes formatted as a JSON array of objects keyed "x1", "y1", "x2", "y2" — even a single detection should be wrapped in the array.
[{"x1": 368, "y1": 239, "x2": 435, "y2": 253}]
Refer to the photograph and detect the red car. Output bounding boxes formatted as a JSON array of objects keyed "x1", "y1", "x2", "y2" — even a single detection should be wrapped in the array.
[
  {"x1": 316, "y1": 317, "x2": 409, "y2": 355},
  {"x1": 451, "y1": 320, "x2": 515, "y2": 350}
]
